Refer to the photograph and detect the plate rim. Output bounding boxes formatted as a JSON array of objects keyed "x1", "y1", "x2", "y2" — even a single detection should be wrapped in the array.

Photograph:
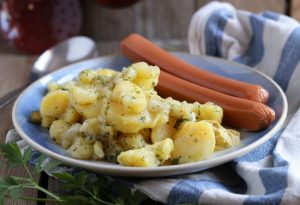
[{"x1": 12, "y1": 53, "x2": 288, "y2": 177}]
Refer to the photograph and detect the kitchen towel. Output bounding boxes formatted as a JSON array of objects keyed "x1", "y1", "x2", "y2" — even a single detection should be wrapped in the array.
[
  {"x1": 129, "y1": 2, "x2": 300, "y2": 204},
  {"x1": 6, "y1": 1, "x2": 300, "y2": 204}
]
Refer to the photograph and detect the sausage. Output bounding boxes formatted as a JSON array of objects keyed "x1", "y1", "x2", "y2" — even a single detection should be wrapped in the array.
[
  {"x1": 157, "y1": 70, "x2": 275, "y2": 131},
  {"x1": 121, "y1": 33, "x2": 269, "y2": 104}
]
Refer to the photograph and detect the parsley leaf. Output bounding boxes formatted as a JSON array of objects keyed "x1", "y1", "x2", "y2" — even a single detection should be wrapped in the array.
[
  {"x1": 0, "y1": 143, "x2": 31, "y2": 167},
  {"x1": 0, "y1": 143, "x2": 149, "y2": 205}
]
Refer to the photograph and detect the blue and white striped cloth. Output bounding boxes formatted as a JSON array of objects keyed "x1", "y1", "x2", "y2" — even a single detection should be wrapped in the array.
[
  {"x1": 6, "y1": 1, "x2": 300, "y2": 204},
  {"x1": 134, "y1": 2, "x2": 300, "y2": 204}
]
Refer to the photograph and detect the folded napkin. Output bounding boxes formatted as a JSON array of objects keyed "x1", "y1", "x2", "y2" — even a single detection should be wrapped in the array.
[{"x1": 6, "y1": 1, "x2": 300, "y2": 204}]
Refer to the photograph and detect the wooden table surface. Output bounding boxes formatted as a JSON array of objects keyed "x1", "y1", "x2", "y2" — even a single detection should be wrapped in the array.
[{"x1": 0, "y1": 40, "x2": 187, "y2": 205}]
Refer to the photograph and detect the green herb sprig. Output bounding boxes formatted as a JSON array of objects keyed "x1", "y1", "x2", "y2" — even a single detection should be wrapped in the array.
[{"x1": 0, "y1": 143, "x2": 147, "y2": 205}]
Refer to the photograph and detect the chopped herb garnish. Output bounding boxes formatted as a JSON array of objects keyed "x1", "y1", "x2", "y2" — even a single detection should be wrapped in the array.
[
  {"x1": 171, "y1": 157, "x2": 181, "y2": 165},
  {"x1": 139, "y1": 116, "x2": 146, "y2": 122},
  {"x1": 173, "y1": 119, "x2": 188, "y2": 129}
]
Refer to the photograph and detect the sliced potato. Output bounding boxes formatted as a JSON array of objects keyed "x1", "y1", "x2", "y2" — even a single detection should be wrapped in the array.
[
  {"x1": 205, "y1": 120, "x2": 240, "y2": 151},
  {"x1": 130, "y1": 62, "x2": 160, "y2": 90},
  {"x1": 38, "y1": 65, "x2": 240, "y2": 165},
  {"x1": 151, "y1": 117, "x2": 176, "y2": 143},
  {"x1": 111, "y1": 80, "x2": 146, "y2": 114},
  {"x1": 166, "y1": 98, "x2": 193, "y2": 120},
  {"x1": 61, "y1": 123, "x2": 81, "y2": 149},
  {"x1": 40, "y1": 90, "x2": 69, "y2": 118},
  {"x1": 152, "y1": 138, "x2": 174, "y2": 162},
  {"x1": 98, "y1": 125, "x2": 116, "y2": 143},
  {"x1": 49, "y1": 120, "x2": 71, "y2": 144},
  {"x1": 61, "y1": 106, "x2": 81, "y2": 124},
  {"x1": 171, "y1": 121, "x2": 215, "y2": 164},
  {"x1": 197, "y1": 102, "x2": 223, "y2": 123},
  {"x1": 93, "y1": 141, "x2": 105, "y2": 160},
  {"x1": 106, "y1": 101, "x2": 161, "y2": 133},
  {"x1": 72, "y1": 98, "x2": 103, "y2": 119},
  {"x1": 117, "y1": 148, "x2": 159, "y2": 167},
  {"x1": 117, "y1": 138, "x2": 173, "y2": 167},
  {"x1": 79, "y1": 118, "x2": 101, "y2": 139},
  {"x1": 71, "y1": 86, "x2": 98, "y2": 105},
  {"x1": 78, "y1": 69, "x2": 97, "y2": 84},
  {"x1": 67, "y1": 136, "x2": 94, "y2": 159},
  {"x1": 118, "y1": 133, "x2": 147, "y2": 150},
  {"x1": 41, "y1": 116, "x2": 56, "y2": 128},
  {"x1": 47, "y1": 82, "x2": 60, "y2": 92},
  {"x1": 121, "y1": 66, "x2": 137, "y2": 81},
  {"x1": 96, "y1": 68, "x2": 117, "y2": 78}
]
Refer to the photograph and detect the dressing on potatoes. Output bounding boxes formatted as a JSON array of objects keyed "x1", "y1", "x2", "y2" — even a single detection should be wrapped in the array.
[{"x1": 31, "y1": 62, "x2": 240, "y2": 167}]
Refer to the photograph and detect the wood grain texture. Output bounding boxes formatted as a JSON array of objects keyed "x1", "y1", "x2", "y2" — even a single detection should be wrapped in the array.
[
  {"x1": 291, "y1": 0, "x2": 300, "y2": 21},
  {"x1": 0, "y1": 101, "x2": 37, "y2": 205},
  {"x1": 0, "y1": 55, "x2": 36, "y2": 97},
  {"x1": 81, "y1": 0, "x2": 140, "y2": 40},
  {"x1": 0, "y1": 0, "x2": 287, "y2": 53},
  {"x1": 0, "y1": 55, "x2": 38, "y2": 205},
  {"x1": 81, "y1": 0, "x2": 195, "y2": 40},
  {"x1": 96, "y1": 39, "x2": 188, "y2": 56},
  {"x1": 0, "y1": 55, "x2": 34, "y2": 135},
  {"x1": 140, "y1": 0, "x2": 195, "y2": 39},
  {"x1": 221, "y1": 0, "x2": 286, "y2": 13}
]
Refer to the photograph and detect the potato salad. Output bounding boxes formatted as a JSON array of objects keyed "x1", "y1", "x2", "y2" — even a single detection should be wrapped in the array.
[{"x1": 31, "y1": 62, "x2": 240, "y2": 167}]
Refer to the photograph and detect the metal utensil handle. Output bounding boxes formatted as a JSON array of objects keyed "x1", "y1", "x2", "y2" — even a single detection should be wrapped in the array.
[{"x1": 0, "y1": 85, "x2": 27, "y2": 110}]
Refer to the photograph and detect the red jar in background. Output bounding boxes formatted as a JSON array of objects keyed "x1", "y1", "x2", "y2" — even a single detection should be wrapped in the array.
[{"x1": 0, "y1": 0, "x2": 81, "y2": 54}]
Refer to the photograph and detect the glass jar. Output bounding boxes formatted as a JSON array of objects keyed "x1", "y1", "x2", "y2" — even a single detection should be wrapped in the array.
[{"x1": 0, "y1": 0, "x2": 81, "y2": 54}]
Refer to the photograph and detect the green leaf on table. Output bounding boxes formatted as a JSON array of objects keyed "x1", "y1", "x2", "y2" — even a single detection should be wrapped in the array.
[
  {"x1": 0, "y1": 143, "x2": 150, "y2": 205},
  {"x1": 0, "y1": 177, "x2": 12, "y2": 191},
  {"x1": 2, "y1": 176, "x2": 19, "y2": 186},
  {"x1": 23, "y1": 146, "x2": 32, "y2": 163},
  {"x1": 0, "y1": 176, "x2": 24, "y2": 204},
  {"x1": 0, "y1": 143, "x2": 32, "y2": 167},
  {"x1": 93, "y1": 174, "x2": 112, "y2": 188},
  {"x1": 0, "y1": 194, "x2": 4, "y2": 205},
  {"x1": 62, "y1": 195, "x2": 98, "y2": 205},
  {"x1": 53, "y1": 172, "x2": 88, "y2": 191},
  {"x1": 77, "y1": 171, "x2": 88, "y2": 186},
  {"x1": 34, "y1": 152, "x2": 61, "y2": 173},
  {"x1": 55, "y1": 171, "x2": 89, "y2": 187},
  {"x1": 39, "y1": 158, "x2": 61, "y2": 173},
  {"x1": 54, "y1": 172, "x2": 119, "y2": 205},
  {"x1": 7, "y1": 186, "x2": 23, "y2": 200},
  {"x1": 53, "y1": 172, "x2": 76, "y2": 184},
  {"x1": 91, "y1": 183, "x2": 103, "y2": 199},
  {"x1": 108, "y1": 181, "x2": 148, "y2": 205},
  {"x1": 34, "y1": 154, "x2": 47, "y2": 172}
]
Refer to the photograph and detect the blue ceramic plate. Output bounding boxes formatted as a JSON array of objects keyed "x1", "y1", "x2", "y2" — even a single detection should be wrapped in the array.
[{"x1": 13, "y1": 53, "x2": 287, "y2": 177}]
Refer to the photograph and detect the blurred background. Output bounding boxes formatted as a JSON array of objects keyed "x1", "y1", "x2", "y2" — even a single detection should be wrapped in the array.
[
  {"x1": 0, "y1": 2, "x2": 298, "y2": 202},
  {"x1": 0, "y1": 0, "x2": 298, "y2": 56}
]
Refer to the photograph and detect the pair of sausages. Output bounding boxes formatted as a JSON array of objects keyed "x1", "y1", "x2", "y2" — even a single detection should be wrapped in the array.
[{"x1": 121, "y1": 34, "x2": 275, "y2": 131}]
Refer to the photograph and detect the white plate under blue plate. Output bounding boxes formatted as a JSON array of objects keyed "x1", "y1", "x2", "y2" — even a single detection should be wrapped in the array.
[{"x1": 12, "y1": 53, "x2": 287, "y2": 177}]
